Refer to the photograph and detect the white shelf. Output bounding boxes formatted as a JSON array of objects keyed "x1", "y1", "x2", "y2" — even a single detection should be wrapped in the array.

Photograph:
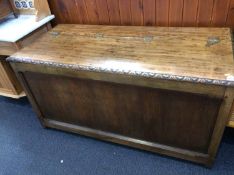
[{"x1": 0, "y1": 14, "x2": 55, "y2": 42}]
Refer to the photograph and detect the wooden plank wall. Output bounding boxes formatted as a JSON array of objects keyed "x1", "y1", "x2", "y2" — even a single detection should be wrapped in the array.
[{"x1": 48, "y1": 0, "x2": 234, "y2": 27}]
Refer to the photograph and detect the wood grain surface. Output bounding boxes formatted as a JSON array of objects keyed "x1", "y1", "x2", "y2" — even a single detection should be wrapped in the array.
[
  {"x1": 48, "y1": 0, "x2": 234, "y2": 27},
  {"x1": 8, "y1": 24, "x2": 234, "y2": 166},
  {"x1": 106, "y1": 0, "x2": 121, "y2": 25},
  {"x1": 24, "y1": 71, "x2": 222, "y2": 153},
  {"x1": 227, "y1": 0, "x2": 234, "y2": 28},
  {"x1": 143, "y1": 0, "x2": 156, "y2": 26},
  {"x1": 84, "y1": 0, "x2": 99, "y2": 24},
  {"x1": 212, "y1": 0, "x2": 231, "y2": 27},
  {"x1": 9, "y1": 61, "x2": 233, "y2": 165},
  {"x1": 156, "y1": 0, "x2": 169, "y2": 26},
  {"x1": 119, "y1": 0, "x2": 131, "y2": 25},
  {"x1": 9, "y1": 25, "x2": 234, "y2": 86},
  {"x1": 169, "y1": 0, "x2": 184, "y2": 27},
  {"x1": 0, "y1": 59, "x2": 23, "y2": 98},
  {"x1": 197, "y1": 0, "x2": 214, "y2": 26},
  {"x1": 182, "y1": 0, "x2": 199, "y2": 27},
  {"x1": 131, "y1": 0, "x2": 143, "y2": 26}
]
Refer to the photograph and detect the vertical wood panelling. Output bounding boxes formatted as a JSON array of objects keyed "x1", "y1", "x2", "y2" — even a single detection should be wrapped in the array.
[
  {"x1": 183, "y1": 0, "x2": 199, "y2": 26},
  {"x1": 212, "y1": 0, "x2": 231, "y2": 26},
  {"x1": 131, "y1": 0, "x2": 144, "y2": 25},
  {"x1": 48, "y1": 0, "x2": 234, "y2": 28},
  {"x1": 50, "y1": 0, "x2": 81, "y2": 23},
  {"x1": 47, "y1": 0, "x2": 62, "y2": 23},
  {"x1": 226, "y1": 0, "x2": 234, "y2": 27},
  {"x1": 85, "y1": 0, "x2": 99, "y2": 24},
  {"x1": 96, "y1": 0, "x2": 110, "y2": 24},
  {"x1": 197, "y1": 0, "x2": 214, "y2": 26},
  {"x1": 156, "y1": 0, "x2": 169, "y2": 26},
  {"x1": 75, "y1": 0, "x2": 89, "y2": 24},
  {"x1": 169, "y1": 0, "x2": 184, "y2": 27},
  {"x1": 106, "y1": 0, "x2": 121, "y2": 25},
  {"x1": 119, "y1": 0, "x2": 132, "y2": 25},
  {"x1": 143, "y1": 0, "x2": 156, "y2": 26}
]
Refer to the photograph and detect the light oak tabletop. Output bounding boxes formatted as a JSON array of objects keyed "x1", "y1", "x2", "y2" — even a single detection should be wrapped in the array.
[{"x1": 8, "y1": 24, "x2": 234, "y2": 86}]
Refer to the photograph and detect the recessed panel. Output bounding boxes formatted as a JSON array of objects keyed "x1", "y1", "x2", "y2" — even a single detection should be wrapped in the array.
[{"x1": 23, "y1": 72, "x2": 222, "y2": 153}]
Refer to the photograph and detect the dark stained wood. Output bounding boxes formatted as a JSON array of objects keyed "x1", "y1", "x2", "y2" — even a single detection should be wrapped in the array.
[
  {"x1": 183, "y1": 0, "x2": 199, "y2": 26},
  {"x1": 44, "y1": 118, "x2": 210, "y2": 165},
  {"x1": 208, "y1": 88, "x2": 234, "y2": 165},
  {"x1": 169, "y1": 0, "x2": 184, "y2": 27},
  {"x1": 48, "y1": 0, "x2": 234, "y2": 27},
  {"x1": 197, "y1": 0, "x2": 214, "y2": 26},
  {"x1": 48, "y1": 0, "x2": 81, "y2": 23},
  {"x1": 75, "y1": 0, "x2": 89, "y2": 24},
  {"x1": 95, "y1": 0, "x2": 109, "y2": 25},
  {"x1": 212, "y1": 0, "x2": 231, "y2": 26},
  {"x1": 8, "y1": 25, "x2": 234, "y2": 166},
  {"x1": 47, "y1": 0, "x2": 61, "y2": 23},
  {"x1": 119, "y1": 0, "x2": 131, "y2": 25},
  {"x1": 106, "y1": 0, "x2": 120, "y2": 25},
  {"x1": 143, "y1": 0, "x2": 156, "y2": 26},
  {"x1": 85, "y1": 0, "x2": 99, "y2": 24},
  {"x1": 226, "y1": 0, "x2": 234, "y2": 27},
  {"x1": 155, "y1": 0, "x2": 169, "y2": 26},
  {"x1": 17, "y1": 72, "x2": 46, "y2": 126},
  {"x1": 131, "y1": 0, "x2": 143, "y2": 26},
  {"x1": 23, "y1": 72, "x2": 221, "y2": 153}
]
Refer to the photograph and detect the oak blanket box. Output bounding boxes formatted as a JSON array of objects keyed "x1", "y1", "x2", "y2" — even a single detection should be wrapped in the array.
[{"x1": 7, "y1": 25, "x2": 234, "y2": 166}]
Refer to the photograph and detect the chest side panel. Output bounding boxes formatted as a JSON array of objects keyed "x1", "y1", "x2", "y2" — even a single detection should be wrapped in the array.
[{"x1": 22, "y1": 71, "x2": 222, "y2": 154}]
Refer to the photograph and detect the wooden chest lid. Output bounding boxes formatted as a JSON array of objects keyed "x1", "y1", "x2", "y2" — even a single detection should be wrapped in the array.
[{"x1": 8, "y1": 24, "x2": 234, "y2": 86}]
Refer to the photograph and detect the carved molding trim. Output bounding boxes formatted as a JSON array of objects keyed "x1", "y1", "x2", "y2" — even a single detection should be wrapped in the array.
[{"x1": 7, "y1": 57, "x2": 234, "y2": 87}]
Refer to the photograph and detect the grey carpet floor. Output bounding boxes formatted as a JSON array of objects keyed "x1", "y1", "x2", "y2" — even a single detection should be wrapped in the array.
[{"x1": 0, "y1": 96, "x2": 234, "y2": 175}]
